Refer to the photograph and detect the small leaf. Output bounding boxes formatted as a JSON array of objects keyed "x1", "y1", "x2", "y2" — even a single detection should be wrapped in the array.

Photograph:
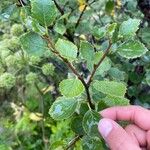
[
  {"x1": 89, "y1": 51, "x2": 111, "y2": 76},
  {"x1": 107, "y1": 23, "x2": 117, "y2": 38},
  {"x1": 82, "y1": 110, "x2": 100, "y2": 137},
  {"x1": 54, "y1": 22, "x2": 66, "y2": 35},
  {"x1": 55, "y1": 39, "x2": 78, "y2": 61},
  {"x1": 108, "y1": 68, "x2": 125, "y2": 81},
  {"x1": 146, "y1": 70, "x2": 150, "y2": 86},
  {"x1": 82, "y1": 136, "x2": 104, "y2": 150},
  {"x1": 50, "y1": 141, "x2": 65, "y2": 150},
  {"x1": 117, "y1": 40, "x2": 148, "y2": 59},
  {"x1": 92, "y1": 26, "x2": 106, "y2": 39},
  {"x1": 49, "y1": 97, "x2": 78, "y2": 120},
  {"x1": 31, "y1": 0, "x2": 57, "y2": 26},
  {"x1": 59, "y1": 78, "x2": 84, "y2": 97},
  {"x1": 119, "y1": 18, "x2": 140, "y2": 37},
  {"x1": 79, "y1": 103, "x2": 89, "y2": 115},
  {"x1": 71, "y1": 116, "x2": 84, "y2": 135},
  {"x1": 139, "y1": 27, "x2": 150, "y2": 45},
  {"x1": 103, "y1": 96, "x2": 130, "y2": 107},
  {"x1": 80, "y1": 41, "x2": 94, "y2": 61},
  {"x1": 105, "y1": 0, "x2": 115, "y2": 15},
  {"x1": 0, "y1": 4, "x2": 16, "y2": 21},
  {"x1": 31, "y1": 19, "x2": 47, "y2": 35},
  {"x1": 93, "y1": 80, "x2": 127, "y2": 97},
  {"x1": 20, "y1": 32, "x2": 48, "y2": 56}
]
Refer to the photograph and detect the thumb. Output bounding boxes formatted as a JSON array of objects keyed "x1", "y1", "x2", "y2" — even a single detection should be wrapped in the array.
[{"x1": 98, "y1": 118, "x2": 141, "y2": 150}]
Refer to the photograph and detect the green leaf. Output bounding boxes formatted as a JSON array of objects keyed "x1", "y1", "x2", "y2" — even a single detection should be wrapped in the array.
[
  {"x1": 82, "y1": 110, "x2": 100, "y2": 137},
  {"x1": 108, "y1": 68, "x2": 125, "y2": 81},
  {"x1": 105, "y1": 0, "x2": 115, "y2": 15},
  {"x1": 20, "y1": 32, "x2": 48, "y2": 56},
  {"x1": 92, "y1": 26, "x2": 106, "y2": 39},
  {"x1": 71, "y1": 116, "x2": 84, "y2": 135},
  {"x1": 103, "y1": 96, "x2": 130, "y2": 107},
  {"x1": 79, "y1": 103, "x2": 89, "y2": 115},
  {"x1": 0, "y1": 4, "x2": 16, "y2": 21},
  {"x1": 31, "y1": 0, "x2": 57, "y2": 27},
  {"x1": 55, "y1": 39, "x2": 78, "y2": 61},
  {"x1": 59, "y1": 78, "x2": 84, "y2": 97},
  {"x1": 50, "y1": 141, "x2": 65, "y2": 150},
  {"x1": 49, "y1": 97, "x2": 78, "y2": 120},
  {"x1": 107, "y1": 23, "x2": 117, "y2": 38},
  {"x1": 82, "y1": 136, "x2": 104, "y2": 150},
  {"x1": 93, "y1": 80, "x2": 127, "y2": 97},
  {"x1": 80, "y1": 41, "x2": 94, "y2": 61},
  {"x1": 90, "y1": 51, "x2": 111, "y2": 76},
  {"x1": 146, "y1": 70, "x2": 150, "y2": 86},
  {"x1": 0, "y1": 144, "x2": 12, "y2": 150},
  {"x1": 31, "y1": 19, "x2": 47, "y2": 35},
  {"x1": 54, "y1": 22, "x2": 66, "y2": 35},
  {"x1": 139, "y1": 27, "x2": 150, "y2": 46},
  {"x1": 117, "y1": 40, "x2": 148, "y2": 59},
  {"x1": 119, "y1": 18, "x2": 140, "y2": 37}
]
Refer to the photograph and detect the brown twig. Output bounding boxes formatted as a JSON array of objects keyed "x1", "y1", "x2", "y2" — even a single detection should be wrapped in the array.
[
  {"x1": 87, "y1": 40, "x2": 112, "y2": 86},
  {"x1": 65, "y1": 135, "x2": 81, "y2": 150},
  {"x1": 75, "y1": 0, "x2": 89, "y2": 28},
  {"x1": 43, "y1": 35, "x2": 94, "y2": 109},
  {"x1": 53, "y1": 0, "x2": 64, "y2": 15},
  {"x1": 75, "y1": 0, "x2": 96, "y2": 29}
]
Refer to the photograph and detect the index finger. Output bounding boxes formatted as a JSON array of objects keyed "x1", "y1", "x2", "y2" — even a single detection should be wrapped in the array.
[{"x1": 100, "y1": 106, "x2": 150, "y2": 130}]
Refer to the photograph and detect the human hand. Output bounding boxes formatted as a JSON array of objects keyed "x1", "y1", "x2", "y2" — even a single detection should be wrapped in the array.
[{"x1": 98, "y1": 106, "x2": 150, "y2": 150}]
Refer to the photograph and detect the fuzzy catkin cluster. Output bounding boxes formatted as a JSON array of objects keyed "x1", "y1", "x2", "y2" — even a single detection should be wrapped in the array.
[
  {"x1": 10, "y1": 24, "x2": 24, "y2": 36},
  {"x1": 26, "y1": 72, "x2": 38, "y2": 84},
  {"x1": 42, "y1": 63, "x2": 55, "y2": 76},
  {"x1": 0, "y1": 73, "x2": 16, "y2": 89}
]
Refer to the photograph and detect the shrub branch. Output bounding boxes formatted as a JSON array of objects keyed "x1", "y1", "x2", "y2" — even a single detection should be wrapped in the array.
[
  {"x1": 87, "y1": 40, "x2": 112, "y2": 86},
  {"x1": 65, "y1": 135, "x2": 81, "y2": 150},
  {"x1": 44, "y1": 35, "x2": 94, "y2": 109},
  {"x1": 75, "y1": 0, "x2": 96, "y2": 29},
  {"x1": 53, "y1": 0, "x2": 64, "y2": 15}
]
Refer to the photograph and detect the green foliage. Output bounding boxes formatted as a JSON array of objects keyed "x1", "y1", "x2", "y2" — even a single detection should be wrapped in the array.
[
  {"x1": 59, "y1": 78, "x2": 84, "y2": 97},
  {"x1": 20, "y1": 32, "x2": 48, "y2": 56},
  {"x1": 0, "y1": 0, "x2": 150, "y2": 149},
  {"x1": 119, "y1": 18, "x2": 140, "y2": 38},
  {"x1": 82, "y1": 110, "x2": 100, "y2": 137},
  {"x1": 102, "y1": 96, "x2": 130, "y2": 107},
  {"x1": 0, "y1": 73, "x2": 15, "y2": 89},
  {"x1": 93, "y1": 51, "x2": 111, "y2": 75},
  {"x1": 92, "y1": 26, "x2": 106, "y2": 39},
  {"x1": 82, "y1": 136, "x2": 104, "y2": 150},
  {"x1": 49, "y1": 97, "x2": 78, "y2": 120},
  {"x1": 93, "y1": 80, "x2": 127, "y2": 97},
  {"x1": 118, "y1": 40, "x2": 148, "y2": 59},
  {"x1": 10, "y1": 24, "x2": 24, "y2": 36},
  {"x1": 31, "y1": 0, "x2": 57, "y2": 27},
  {"x1": 80, "y1": 41, "x2": 94, "y2": 61},
  {"x1": 146, "y1": 70, "x2": 150, "y2": 86},
  {"x1": 26, "y1": 72, "x2": 38, "y2": 84},
  {"x1": 42, "y1": 63, "x2": 55, "y2": 76},
  {"x1": 55, "y1": 39, "x2": 78, "y2": 61}
]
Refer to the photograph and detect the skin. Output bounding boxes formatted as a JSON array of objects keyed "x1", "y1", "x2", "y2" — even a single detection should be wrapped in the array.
[{"x1": 98, "y1": 106, "x2": 150, "y2": 150}]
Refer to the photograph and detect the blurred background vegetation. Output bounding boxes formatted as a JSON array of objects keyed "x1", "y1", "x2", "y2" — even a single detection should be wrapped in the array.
[{"x1": 0, "y1": 0, "x2": 150, "y2": 149}]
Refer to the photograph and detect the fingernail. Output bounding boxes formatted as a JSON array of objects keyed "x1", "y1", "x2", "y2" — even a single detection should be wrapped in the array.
[{"x1": 98, "y1": 119, "x2": 113, "y2": 138}]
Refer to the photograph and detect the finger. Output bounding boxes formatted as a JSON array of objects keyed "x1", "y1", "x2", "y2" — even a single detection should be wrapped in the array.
[
  {"x1": 125, "y1": 124, "x2": 147, "y2": 147},
  {"x1": 146, "y1": 130, "x2": 150, "y2": 150},
  {"x1": 100, "y1": 106, "x2": 150, "y2": 130},
  {"x1": 98, "y1": 118, "x2": 141, "y2": 150}
]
